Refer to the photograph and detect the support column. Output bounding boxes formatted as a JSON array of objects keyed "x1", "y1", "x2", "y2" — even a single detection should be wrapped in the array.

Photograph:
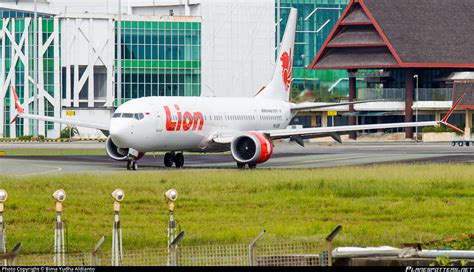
[
  {"x1": 404, "y1": 69, "x2": 414, "y2": 139},
  {"x1": 435, "y1": 111, "x2": 441, "y2": 123},
  {"x1": 377, "y1": 116, "x2": 384, "y2": 133},
  {"x1": 310, "y1": 113, "x2": 317, "y2": 127},
  {"x1": 465, "y1": 110, "x2": 472, "y2": 140},
  {"x1": 321, "y1": 112, "x2": 328, "y2": 127},
  {"x1": 348, "y1": 69, "x2": 357, "y2": 140}
]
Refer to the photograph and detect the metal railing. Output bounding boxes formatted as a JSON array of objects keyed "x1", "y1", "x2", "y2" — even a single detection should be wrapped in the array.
[
  {"x1": 11, "y1": 241, "x2": 327, "y2": 267},
  {"x1": 417, "y1": 88, "x2": 452, "y2": 101},
  {"x1": 358, "y1": 88, "x2": 452, "y2": 102},
  {"x1": 358, "y1": 88, "x2": 405, "y2": 101}
]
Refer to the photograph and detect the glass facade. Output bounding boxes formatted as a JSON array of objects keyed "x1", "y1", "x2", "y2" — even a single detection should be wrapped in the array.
[
  {"x1": 0, "y1": 8, "x2": 52, "y2": 19},
  {"x1": 276, "y1": 0, "x2": 352, "y2": 99},
  {"x1": 115, "y1": 20, "x2": 201, "y2": 105},
  {"x1": 1, "y1": 17, "x2": 57, "y2": 137}
]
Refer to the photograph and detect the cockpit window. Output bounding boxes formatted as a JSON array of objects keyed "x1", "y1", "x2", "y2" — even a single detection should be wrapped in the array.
[
  {"x1": 113, "y1": 112, "x2": 145, "y2": 120},
  {"x1": 134, "y1": 113, "x2": 144, "y2": 120}
]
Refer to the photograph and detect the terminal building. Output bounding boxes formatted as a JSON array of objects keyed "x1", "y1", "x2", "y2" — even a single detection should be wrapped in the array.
[
  {"x1": 307, "y1": 0, "x2": 474, "y2": 140},
  {"x1": 0, "y1": 0, "x2": 472, "y2": 140},
  {"x1": 0, "y1": 0, "x2": 275, "y2": 138}
]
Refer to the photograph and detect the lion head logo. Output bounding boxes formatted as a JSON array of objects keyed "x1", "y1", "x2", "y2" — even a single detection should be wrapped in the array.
[{"x1": 280, "y1": 49, "x2": 293, "y2": 92}]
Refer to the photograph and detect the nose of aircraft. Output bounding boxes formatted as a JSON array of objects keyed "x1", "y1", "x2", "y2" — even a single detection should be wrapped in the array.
[{"x1": 109, "y1": 119, "x2": 133, "y2": 148}]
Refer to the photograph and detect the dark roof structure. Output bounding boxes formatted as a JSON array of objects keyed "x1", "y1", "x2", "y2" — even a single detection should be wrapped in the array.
[{"x1": 310, "y1": 0, "x2": 474, "y2": 70}]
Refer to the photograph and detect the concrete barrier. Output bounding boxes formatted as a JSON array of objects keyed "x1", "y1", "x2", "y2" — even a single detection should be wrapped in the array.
[{"x1": 422, "y1": 132, "x2": 458, "y2": 142}]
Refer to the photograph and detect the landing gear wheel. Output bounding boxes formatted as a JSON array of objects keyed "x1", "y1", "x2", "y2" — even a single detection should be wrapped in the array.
[
  {"x1": 248, "y1": 163, "x2": 257, "y2": 169},
  {"x1": 126, "y1": 160, "x2": 132, "y2": 170},
  {"x1": 236, "y1": 162, "x2": 245, "y2": 169},
  {"x1": 175, "y1": 153, "x2": 184, "y2": 168},
  {"x1": 131, "y1": 161, "x2": 138, "y2": 171},
  {"x1": 459, "y1": 142, "x2": 464, "y2": 147},
  {"x1": 164, "y1": 152, "x2": 174, "y2": 168}
]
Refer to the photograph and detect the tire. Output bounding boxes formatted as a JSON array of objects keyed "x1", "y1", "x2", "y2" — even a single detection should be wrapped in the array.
[
  {"x1": 236, "y1": 162, "x2": 245, "y2": 169},
  {"x1": 175, "y1": 153, "x2": 184, "y2": 168},
  {"x1": 126, "y1": 160, "x2": 132, "y2": 170},
  {"x1": 164, "y1": 153, "x2": 173, "y2": 167},
  {"x1": 248, "y1": 163, "x2": 257, "y2": 169},
  {"x1": 132, "y1": 161, "x2": 138, "y2": 171},
  {"x1": 466, "y1": 142, "x2": 470, "y2": 147},
  {"x1": 459, "y1": 142, "x2": 464, "y2": 147},
  {"x1": 452, "y1": 142, "x2": 456, "y2": 147}
]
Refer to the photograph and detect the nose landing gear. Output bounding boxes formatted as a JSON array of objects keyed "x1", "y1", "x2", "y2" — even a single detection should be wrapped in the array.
[
  {"x1": 126, "y1": 160, "x2": 138, "y2": 171},
  {"x1": 164, "y1": 152, "x2": 185, "y2": 168}
]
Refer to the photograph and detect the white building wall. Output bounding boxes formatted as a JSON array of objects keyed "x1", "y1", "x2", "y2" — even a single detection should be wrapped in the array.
[
  {"x1": 60, "y1": 16, "x2": 115, "y2": 108},
  {"x1": 200, "y1": 0, "x2": 275, "y2": 97}
]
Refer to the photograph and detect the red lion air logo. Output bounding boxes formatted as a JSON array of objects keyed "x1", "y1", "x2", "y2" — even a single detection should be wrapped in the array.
[
  {"x1": 280, "y1": 48, "x2": 293, "y2": 92},
  {"x1": 164, "y1": 104, "x2": 204, "y2": 132}
]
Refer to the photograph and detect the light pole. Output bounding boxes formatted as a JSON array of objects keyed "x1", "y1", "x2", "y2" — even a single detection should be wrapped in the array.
[
  {"x1": 165, "y1": 189, "x2": 178, "y2": 266},
  {"x1": 0, "y1": 190, "x2": 7, "y2": 266},
  {"x1": 52, "y1": 189, "x2": 66, "y2": 266},
  {"x1": 111, "y1": 189, "x2": 124, "y2": 266},
  {"x1": 413, "y1": 74, "x2": 419, "y2": 142}
]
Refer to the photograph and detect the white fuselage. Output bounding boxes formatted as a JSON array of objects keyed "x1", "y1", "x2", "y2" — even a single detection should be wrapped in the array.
[{"x1": 109, "y1": 97, "x2": 293, "y2": 153}]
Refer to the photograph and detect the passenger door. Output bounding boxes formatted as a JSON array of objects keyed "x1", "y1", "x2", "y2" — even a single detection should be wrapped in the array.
[{"x1": 156, "y1": 110, "x2": 163, "y2": 132}]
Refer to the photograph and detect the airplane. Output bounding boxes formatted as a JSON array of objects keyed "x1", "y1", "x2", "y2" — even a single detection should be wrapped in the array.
[{"x1": 10, "y1": 8, "x2": 465, "y2": 171}]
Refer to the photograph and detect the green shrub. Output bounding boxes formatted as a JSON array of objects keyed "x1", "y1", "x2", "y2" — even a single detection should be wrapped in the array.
[
  {"x1": 17, "y1": 135, "x2": 33, "y2": 141},
  {"x1": 422, "y1": 125, "x2": 464, "y2": 135},
  {"x1": 60, "y1": 126, "x2": 79, "y2": 139},
  {"x1": 17, "y1": 135, "x2": 46, "y2": 141}
]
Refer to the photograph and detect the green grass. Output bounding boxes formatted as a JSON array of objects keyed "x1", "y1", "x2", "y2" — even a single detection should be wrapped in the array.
[{"x1": 0, "y1": 164, "x2": 473, "y2": 253}]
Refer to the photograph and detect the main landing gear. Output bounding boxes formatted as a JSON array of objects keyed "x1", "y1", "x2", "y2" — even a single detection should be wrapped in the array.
[
  {"x1": 236, "y1": 162, "x2": 257, "y2": 169},
  {"x1": 126, "y1": 160, "x2": 138, "y2": 171},
  {"x1": 164, "y1": 152, "x2": 184, "y2": 168}
]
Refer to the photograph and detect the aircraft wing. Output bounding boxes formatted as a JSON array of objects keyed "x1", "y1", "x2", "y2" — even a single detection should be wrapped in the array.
[
  {"x1": 264, "y1": 121, "x2": 438, "y2": 140},
  {"x1": 10, "y1": 86, "x2": 109, "y2": 132},
  {"x1": 290, "y1": 99, "x2": 382, "y2": 112},
  {"x1": 213, "y1": 93, "x2": 465, "y2": 145},
  {"x1": 15, "y1": 113, "x2": 110, "y2": 131},
  {"x1": 212, "y1": 121, "x2": 438, "y2": 145}
]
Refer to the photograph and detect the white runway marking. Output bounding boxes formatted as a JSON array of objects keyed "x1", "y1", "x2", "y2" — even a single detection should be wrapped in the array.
[{"x1": 15, "y1": 164, "x2": 63, "y2": 177}]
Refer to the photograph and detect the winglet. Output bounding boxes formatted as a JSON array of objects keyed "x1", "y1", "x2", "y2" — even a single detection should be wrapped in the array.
[
  {"x1": 438, "y1": 93, "x2": 466, "y2": 134},
  {"x1": 11, "y1": 85, "x2": 24, "y2": 114}
]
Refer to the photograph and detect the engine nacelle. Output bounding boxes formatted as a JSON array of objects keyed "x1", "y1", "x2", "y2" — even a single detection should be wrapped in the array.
[
  {"x1": 106, "y1": 136, "x2": 130, "y2": 161},
  {"x1": 230, "y1": 132, "x2": 274, "y2": 164}
]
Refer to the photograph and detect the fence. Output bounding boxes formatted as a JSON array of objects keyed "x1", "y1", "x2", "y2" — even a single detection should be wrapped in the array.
[
  {"x1": 358, "y1": 88, "x2": 405, "y2": 101},
  {"x1": 9, "y1": 241, "x2": 326, "y2": 266},
  {"x1": 358, "y1": 88, "x2": 452, "y2": 102}
]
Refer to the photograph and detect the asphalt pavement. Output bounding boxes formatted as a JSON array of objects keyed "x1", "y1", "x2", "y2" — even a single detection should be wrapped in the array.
[{"x1": 0, "y1": 141, "x2": 472, "y2": 176}]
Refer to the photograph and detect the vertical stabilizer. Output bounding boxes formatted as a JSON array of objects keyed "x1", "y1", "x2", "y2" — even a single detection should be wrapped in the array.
[{"x1": 256, "y1": 8, "x2": 297, "y2": 101}]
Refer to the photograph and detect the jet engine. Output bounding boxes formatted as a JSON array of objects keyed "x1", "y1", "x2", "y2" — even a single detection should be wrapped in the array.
[
  {"x1": 230, "y1": 132, "x2": 273, "y2": 165},
  {"x1": 105, "y1": 136, "x2": 130, "y2": 161}
]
